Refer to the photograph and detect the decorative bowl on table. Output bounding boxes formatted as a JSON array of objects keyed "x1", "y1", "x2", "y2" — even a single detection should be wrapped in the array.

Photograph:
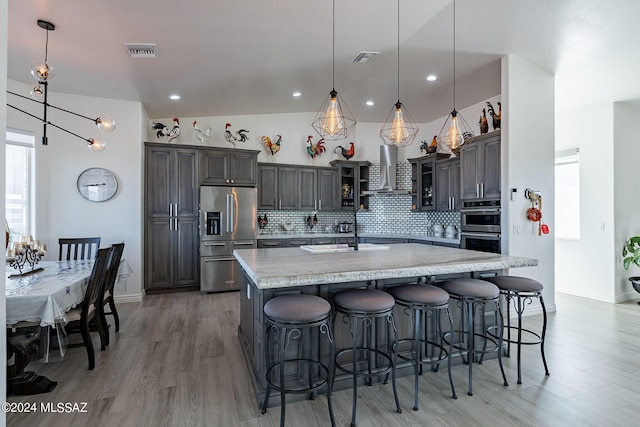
[{"x1": 282, "y1": 222, "x2": 295, "y2": 233}]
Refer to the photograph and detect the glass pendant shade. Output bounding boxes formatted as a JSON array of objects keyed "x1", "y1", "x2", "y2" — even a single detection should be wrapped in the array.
[
  {"x1": 96, "y1": 116, "x2": 116, "y2": 132},
  {"x1": 380, "y1": 101, "x2": 419, "y2": 147},
  {"x1": 30, "y1": 85, "x2": 44, "y2": 99},
  {"x1": 87, "y1": 138, "x2": 107, "y2": 152},
  {"x1": 312, "y1": 89, "x2": 356, "y2": 140},
  {"x1": 437, "y1": 110, "x2": 474, "y2": 156},
  {"x1": 30, "y1": 61, "x2": 54, "y2": 82}
]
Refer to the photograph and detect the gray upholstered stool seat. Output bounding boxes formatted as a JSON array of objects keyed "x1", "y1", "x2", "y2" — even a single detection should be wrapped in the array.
[
  {"x1": 333, "y1": 288, "x2": 395, "y2": 313},
  {"x1": 482, "y1": 275, "x2": 550, "y2": 384},
  {"x1": 264, "y1": 294, "x2": 331, "y2": 323},
  {"x1": 442, "y1": 278, "x2": 507, "y2": 396},
  {"x1": 262, "y1": 294, "x2": 335, "y2": 427},
  {"x1": 333, "y1": 288, "x2": 401, "y2": 426},
  {"x1": 390, "y1": 284, "x2": 450, "y2": 306},
  {"x1": 388, "y1": 284, "x2": 457, "y2": 409}
]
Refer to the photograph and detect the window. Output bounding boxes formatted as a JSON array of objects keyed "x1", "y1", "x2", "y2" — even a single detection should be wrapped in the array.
[
  {"x1": 5, "y1": 129, "x2": 34, "y2": 241},
  {"x1": 555, "y1": 148, "x2": 580, "y2": 239}
]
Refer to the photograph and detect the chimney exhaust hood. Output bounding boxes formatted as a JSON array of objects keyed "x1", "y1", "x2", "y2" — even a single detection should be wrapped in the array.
[{"x1": 363, "y1": 145, "x2": 410, "y2": 195}]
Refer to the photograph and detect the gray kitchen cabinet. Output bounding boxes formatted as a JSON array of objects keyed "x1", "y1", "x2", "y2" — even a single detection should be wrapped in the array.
[
  {"x1": 330, "y1": 160, "x2": 371, "y2": 210},
  {"x1": 460, "y1": 130, "x2": 501, "y2": 200},
  {"x1": 435, "y1": 157, "x2": 461, "y2": 211},
  {"x1": 257, "y1": 239, "x2": 286, "y2": 248},
  {"x1": 298, "y1": 167, "x2": 337, "y2": 211},
  {"x1": 360, "y1": 237, "x2": 408, "y2": 244},
  {"x1": 278, "y1": 166, "x2": 298, "y2": 210},
  {"x1": 408, "y1": 154, "x2": 450, "y2": 211},
  {"x1": 200, "y1": 148, "x2": 259, "y2": 186},
  {"x1": 311, "y1": 236, "x2": 334, "y2": 245},
  {"x1": 257, "y1": 164, "x2": 278, "y2": 210},
  {"x1": 145, "y1": 143, "x2": 199, "y2": 291},
  {"x1": 286, "y1": 238, "x2": 312, "y2": 247}
]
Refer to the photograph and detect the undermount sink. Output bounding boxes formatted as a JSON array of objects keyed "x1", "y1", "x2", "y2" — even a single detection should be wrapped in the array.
[{"x1": 300, "y1": 243, "x2": 390, "y2": 253}]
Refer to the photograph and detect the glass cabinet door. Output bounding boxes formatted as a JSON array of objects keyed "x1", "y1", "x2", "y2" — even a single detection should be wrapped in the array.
[{"x1": 421, "y1": 161, "x2": 435, "y2": 209}]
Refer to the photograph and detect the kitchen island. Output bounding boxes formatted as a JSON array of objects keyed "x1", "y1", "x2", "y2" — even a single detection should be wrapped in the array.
[{"x1": 233, "y1": 243, "x2": 537, "y2": 406}]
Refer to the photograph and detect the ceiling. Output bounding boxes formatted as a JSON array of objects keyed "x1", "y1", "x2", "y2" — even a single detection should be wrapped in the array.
[{"x1": 8, "y1": 0, "x2": 640, "y2": 123}]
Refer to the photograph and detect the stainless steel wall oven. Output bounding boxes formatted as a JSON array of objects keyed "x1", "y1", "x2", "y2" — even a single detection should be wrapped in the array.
[{"x1": 460, "y1": 199, "x2": 501, "y2": 253}]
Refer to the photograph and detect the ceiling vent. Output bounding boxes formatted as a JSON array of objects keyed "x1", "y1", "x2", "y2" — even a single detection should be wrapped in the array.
[
  {"x1": 351, "y1": 51, "x2": 379, "y2": 63},
  {"x1": 123, "y1": 43, "x2": 158, "y2": 58}
]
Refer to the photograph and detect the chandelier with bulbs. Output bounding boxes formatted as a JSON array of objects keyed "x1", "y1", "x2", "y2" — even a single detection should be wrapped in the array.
[{"x1": 7, "y1": 20, "x2": 115, "y2": 151}]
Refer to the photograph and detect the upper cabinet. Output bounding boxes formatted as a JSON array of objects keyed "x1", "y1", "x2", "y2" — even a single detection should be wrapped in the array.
[
  {"x1": 258, "y1": 163, "x2": 337, "y2": 211},
  {"x1": 435, "y1": 157, "x2": 461, "y2": 211},
  {"x1": 200, "y1": 148, "x2": 259, "y2": 186},
  {"x1": 460, "y1": 130, "x2": 501, "y2": 200},
  {"x1": 330, "y1": 160, "x2": 371, "y2": 210},
  {"x1": 408, "y1": 154, "x2": 449, "y2": 211}
]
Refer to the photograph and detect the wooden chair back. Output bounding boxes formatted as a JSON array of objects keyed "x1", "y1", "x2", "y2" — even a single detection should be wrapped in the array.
[
  {"x1": 58, "y1": 237, "x2": 101, "y2": 261},
  {"x1": 81, "y1": 247, "x2": 111, "y2": 322},
  {"x1": 103, "y1": 243, "x2": 125, "y2": 298}
]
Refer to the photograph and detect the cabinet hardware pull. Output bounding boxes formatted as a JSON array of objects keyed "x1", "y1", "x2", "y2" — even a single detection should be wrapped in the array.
[
  {"x1": 319, "y1": 199, "x2": 322, "y2": 210},
  {"x1": 205, "y1": 242, "x2": 226, "y2": 246},
  {"x1": 169, "y1": 203, "x2": 173, "y2": 217}
]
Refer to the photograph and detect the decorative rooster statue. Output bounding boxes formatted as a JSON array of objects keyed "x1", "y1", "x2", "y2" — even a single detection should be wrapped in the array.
[
  {"x1": 262, "y1": 135, "x2": 281, "y2": 155},
  {"x1": 334, "y1": 142, "x2": 355, "y2": 160},
  {"x1": 420, "y1": 136, "x2": 438, "y2": 154},
  {"x1": 486, "y1": 101, "x2": 501, "y2": 130},
  {"x1": 152, "y1": 118, "x2": 181, "y2": 142},
  {"x1": 193, "y1": 121, "x2": 211, "y2": 144},
  {"x1": 306, "y1": 135, "x2": 326, "y2": 159},
  {"x1": 224, "y1": 123, "x2": 250, "y2": 147},
  {"x1": 479, "y1": 108, "x2": 489, "y2": 134}
]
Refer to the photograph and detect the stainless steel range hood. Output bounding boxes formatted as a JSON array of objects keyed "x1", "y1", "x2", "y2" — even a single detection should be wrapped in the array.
[{"x1": 363, "y1": 145, "x2": 410, "y2": 195}]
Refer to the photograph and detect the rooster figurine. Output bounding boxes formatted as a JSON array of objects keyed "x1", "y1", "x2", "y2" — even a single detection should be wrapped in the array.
[
  {"x1": 224, "y1": 123, "x2": 249, "y2": 147},
  {"x1": 193, "y1": 121, "x2": 211, "y2": 144},
  {"x1": 152, "y1": 118, "x2": 181, "y2": 142},
  {"x1": 306, "y1": 135, "x2": 326, "y2": 159},
  {"x1": 420, "y1": 136, "x2": 438, "y2": 154},
  {"x1": 262, "y1": 135, "x2": 281, "y2": 155},
  {"x1": 334, "y1": 142, "x2": 355, "y2": 160},
  {"x1": 479, "y1": 108, "x2": 489, "y2": 134},
  {"x1": 486, "y1": 101, "x2": 501, "y2": 130}
]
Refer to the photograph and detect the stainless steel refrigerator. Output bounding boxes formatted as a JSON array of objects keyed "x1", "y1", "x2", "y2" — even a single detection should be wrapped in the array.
[{"x1": 199, "y1": 186, "x2": 257, "y2": 293}]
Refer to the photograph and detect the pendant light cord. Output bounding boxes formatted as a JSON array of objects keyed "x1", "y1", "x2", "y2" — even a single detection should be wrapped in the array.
[
  {"x1": 397, "y1": 0, "x2": 400, "y2": 101},
  {"x1": 45, "y1": 27, "x2": 49, "y2": 63},
  {"x1": 332, "y1": 0, "x2": 335, "y2": 90},
  {"x1": 452, "y1": 0, "x2": 456, "y2": 110}
]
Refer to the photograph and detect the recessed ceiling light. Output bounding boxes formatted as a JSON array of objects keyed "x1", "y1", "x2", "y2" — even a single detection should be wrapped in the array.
[
  {"x1": 366, "y1": 100, "x2": 374, "y2": 106},
  {"x1": 293, "y1": 91, "x2": 301, "y2": 97},
  {"x1": 426, "y1": 74, "x2": 437, "y2": 82},
  {"x1": 169, "y1": 94, "x2": 181, "y2": 100}
]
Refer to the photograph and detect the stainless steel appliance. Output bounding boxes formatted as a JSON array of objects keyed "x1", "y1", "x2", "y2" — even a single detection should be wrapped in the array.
[
  {"x1": 200, "y1": 186, "x2": 257, "y2": 293},
  {"x1": 460, "y1": 199, "x2": 501, "y2": 253}
]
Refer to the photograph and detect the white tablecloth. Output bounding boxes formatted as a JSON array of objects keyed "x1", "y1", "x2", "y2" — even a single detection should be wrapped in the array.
[{"x1": 6, "y1": 260, "x2": 95, "y2": 327}]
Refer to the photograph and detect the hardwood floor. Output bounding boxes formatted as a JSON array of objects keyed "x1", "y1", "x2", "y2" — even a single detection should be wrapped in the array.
[{"x1": 7, "y1": 291, "x2": 640, "y2": 427}]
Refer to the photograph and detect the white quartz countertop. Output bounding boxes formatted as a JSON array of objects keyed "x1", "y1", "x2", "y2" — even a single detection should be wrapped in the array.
[{"x1": 233, "y1": 243, "x2": 537, "y2": 289}]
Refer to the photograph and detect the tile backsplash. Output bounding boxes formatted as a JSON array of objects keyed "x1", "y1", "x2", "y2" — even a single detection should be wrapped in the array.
[{"x1": 257, "y1": 162, "x2": 460, "y2": 235}]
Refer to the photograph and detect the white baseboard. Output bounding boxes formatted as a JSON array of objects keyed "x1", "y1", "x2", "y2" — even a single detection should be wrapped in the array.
[{"x1": 114, "y1": 293, "x2": 143, "y2": 303}]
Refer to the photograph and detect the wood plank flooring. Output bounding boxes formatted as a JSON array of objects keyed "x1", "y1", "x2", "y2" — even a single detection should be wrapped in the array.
[{"x1": 6, "y1": 291, "x2": 640, "y2": 427}]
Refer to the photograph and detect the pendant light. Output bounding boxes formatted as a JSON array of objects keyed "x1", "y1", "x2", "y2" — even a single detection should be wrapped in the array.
[
  {"x1": 437, "y1": 0, "x2": 474, "y2": 156},
  {"x1": 380, "y1": 0, "x2": 419, "y2": 147},
  {"x1": 7, "y1": 20, "x2": 115, "y2": 151},
  {"x1": 311, "y1": 0, "x2": 356, "y2": 140}
]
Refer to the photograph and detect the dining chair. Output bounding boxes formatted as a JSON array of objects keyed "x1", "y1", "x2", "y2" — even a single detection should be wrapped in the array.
[
  {"x1": 63, "y1": 246, "x2": 111, "y2": 370},
  {"x1": 58, "y1": 237, "x2": 101, "y2": 261},
  {"x1": 99, "y1": 242, "x2": 125, "y2": 347}
]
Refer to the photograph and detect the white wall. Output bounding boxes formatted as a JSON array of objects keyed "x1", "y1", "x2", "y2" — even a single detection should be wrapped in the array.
[
  {"x1": 614, "y1": 101, "x2": 640, "y2": 300},
  {"x1": 7, "y1": 80, "x2": 145, "y2": 301},
  {"x1": 555, "y1": 103, "x2": 615, "y2": 301},
  {"x1": 1, "y1": 0, "x2": 8, "y2": 412},
  {"x1": 503, "y1": 55, "x2": 556, "y2": 312}
]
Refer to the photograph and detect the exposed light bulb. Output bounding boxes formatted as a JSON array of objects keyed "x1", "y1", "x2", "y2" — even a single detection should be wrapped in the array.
[
  {"x1": 30, "y1": 85, "x2": 44, "y2": 99},
  {"x1": 389, "y1": 106, "x2": 409, "y2": 144},
  {"x1": 96, "y1": 116, "x2": 116, "y2": 132},
  {"x1": 322, "y1": 93, "x2": 345, "y2": 136},
  {"x1": 30, "y1": 61, "x2": 54, "y2": 82},
  {"x1": 87, "y1": 138, "x2": 107, "y2": 152},
  {"x1": 445, "y1": 113, "x2": 464, "y2": 151}
]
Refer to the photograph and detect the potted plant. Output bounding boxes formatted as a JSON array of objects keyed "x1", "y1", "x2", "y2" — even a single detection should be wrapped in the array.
[{"x1": 622, "y1": 236, "x2": 640, "y2": 303}]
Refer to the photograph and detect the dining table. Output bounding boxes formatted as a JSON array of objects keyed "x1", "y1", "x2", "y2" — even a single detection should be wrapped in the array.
[{"x1": 6, "y1": 259, "x2": 96, "y2": 395}]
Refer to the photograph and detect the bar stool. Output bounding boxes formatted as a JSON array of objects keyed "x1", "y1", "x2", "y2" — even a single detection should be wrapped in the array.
[
  {"x1": 483, "y1": 275, "x2": 550, "y2": 384},
  {"x1": 388, "y1": 284, "x2": 457, "y2": 410},
  {"x1": 333, "y1": 288, "x2": 401, "y2": 427},
  {"x1": 442, "y1": 278, "x2": 508, "y2": 396},
  {"x1": 261, "y1": 294, "x2": 335, "y2": 427}
]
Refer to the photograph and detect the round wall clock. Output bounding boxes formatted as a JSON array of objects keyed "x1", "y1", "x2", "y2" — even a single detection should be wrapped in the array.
[{"x1": 76, "y1": 167, "x2": 118, "y2": 202}]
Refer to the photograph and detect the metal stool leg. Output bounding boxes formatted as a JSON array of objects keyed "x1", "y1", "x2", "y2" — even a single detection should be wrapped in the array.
[
  {"x1": 539, "y1": 295, "x2": 550, "y2": 377},
  {"x1": 445, "y1": 306, "x2": 457, "y2": 399},
  {"x1": 496, "y1": 298, "x2": 509, "y2": 387},
  {"x1": 350, "y1": 316, "x2": 359, "y2": 427}
]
